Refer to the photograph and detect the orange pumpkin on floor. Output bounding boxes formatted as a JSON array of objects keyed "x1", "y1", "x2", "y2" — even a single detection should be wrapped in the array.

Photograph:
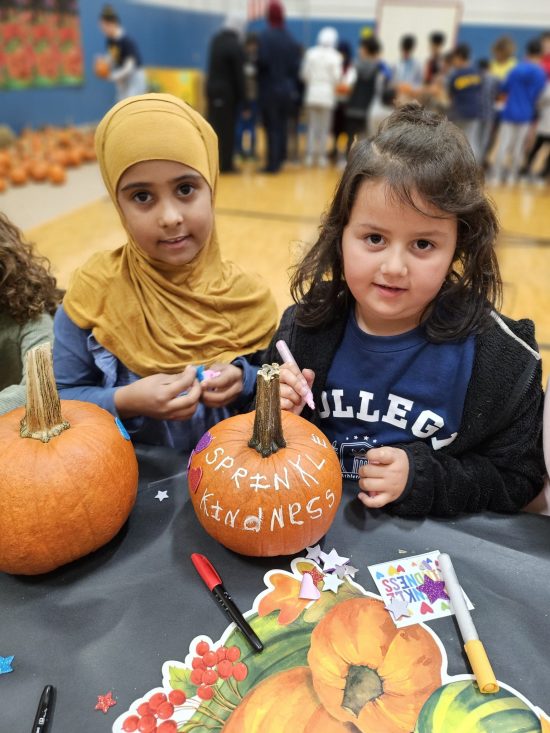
[
  {"x1": 187, "y1": 364, "x2": 342, "y2": 556},
  {"x1": 0, "y1": 343, "x2": 138, "y2": 575}
]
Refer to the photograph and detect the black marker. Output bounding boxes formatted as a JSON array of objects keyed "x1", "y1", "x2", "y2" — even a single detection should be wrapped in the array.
[{"x1": 32, "y1": 685, "x2": 55, "y2": 733}]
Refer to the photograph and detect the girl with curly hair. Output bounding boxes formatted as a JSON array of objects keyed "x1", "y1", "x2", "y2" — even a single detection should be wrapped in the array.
[
  {"x1": 0, "y1": 213, "x2": 62, "y2": 414},
  {"x1": 265, "y1": 103, "x2": 545, "y2": 517}
]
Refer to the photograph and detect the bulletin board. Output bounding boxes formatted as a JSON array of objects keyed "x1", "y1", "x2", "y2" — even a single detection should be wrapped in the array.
[{"x1": 376, "y1": 0, "x2": 462, "y2": 66}]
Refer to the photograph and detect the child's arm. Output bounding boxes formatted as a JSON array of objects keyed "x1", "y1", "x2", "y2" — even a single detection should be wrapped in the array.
[
  {"x1": 0, "y1": 312, "x2": 54, "y2": 415},
  {"x1": 279, "y1": 363, "x2": 315, "y2": 414}
]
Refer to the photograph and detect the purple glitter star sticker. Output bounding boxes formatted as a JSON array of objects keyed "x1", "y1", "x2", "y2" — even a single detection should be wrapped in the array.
[{"x1": 418, "y1": 574, "x2": 449, "y2": 604}]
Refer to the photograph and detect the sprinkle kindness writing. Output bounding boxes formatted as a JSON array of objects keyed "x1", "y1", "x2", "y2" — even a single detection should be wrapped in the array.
[
  {"x1": 197, "y1": 442, "x2": 337, "y2": 533},
  {"x1": 382, "y1": 570, "x2": 443, "y2": 604}
]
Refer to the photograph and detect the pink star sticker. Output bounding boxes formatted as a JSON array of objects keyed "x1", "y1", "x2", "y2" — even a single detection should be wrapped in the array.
[
  {"x1": 418, "y1": 574, "x2": 449, "y2": 604},
  {"x1": 95, "y1": 690, "x2": 117, "y2": 714}
]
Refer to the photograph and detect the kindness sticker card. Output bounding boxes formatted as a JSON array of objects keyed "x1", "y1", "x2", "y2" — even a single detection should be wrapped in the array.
[{"x1": 368, "y1": 550, "x2": 474, "y2": 628}]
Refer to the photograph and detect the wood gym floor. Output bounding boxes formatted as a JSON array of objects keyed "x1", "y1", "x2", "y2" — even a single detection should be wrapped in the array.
[{"x1": 2, "y1": 156, "x2": 549, "y2": 384}]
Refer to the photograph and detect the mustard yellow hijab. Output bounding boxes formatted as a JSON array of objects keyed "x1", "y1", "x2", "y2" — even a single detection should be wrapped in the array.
[{"x1": 63, "y1": 94, "x2": 278, "y2": 377}]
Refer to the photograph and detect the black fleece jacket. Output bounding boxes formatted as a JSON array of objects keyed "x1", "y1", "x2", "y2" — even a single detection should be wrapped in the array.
[{"x1": 263, "y1": 306, "x2": 545, "y2": 517}]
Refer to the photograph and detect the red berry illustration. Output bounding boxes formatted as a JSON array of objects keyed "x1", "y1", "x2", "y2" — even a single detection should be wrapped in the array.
[
  {"x1": 196, "y1": 641, "x2": 210, "y2": 656},
  {"x1": 216, "y1": 660, "x2": 232, "y2": 679},
  {"x1": 202, "y1": 651, "x2": 217, "y2": 668},
  {"x1": 137, "y1": 715, "x2": 157, "y2": 733},
  {"x1": 157, "y1": 722, "x2": 177, "y2": 733},
  {"x1": 156, "y1": 701, "x2": 174, "y2": 720},
  {"x1": 122, "y1": 716, "x2": 139, "y2": 732},
  {"x1": 190, "y1": 668, "x2": 204, "y2": 685},
  {"x1": 148, "y1": 692, "x2": 167, "y2": 711},
  {"x1": 136, "y1": 702, "x2": 153, "y2": 717},
  {"x1": 197, "y1": 685, "x2": 214, "y2": 700},
  {"x1": 168, "y1": 689, "x2": 186, "y2": 705},
  {"x1": 232, "y1": 662, "x2": 248, "y2": 682},
  {"x1": 216, "y1": 647, "x2": 226, "y2": 662},
  {"x1": 226, "y1": 646, "x2": 241, "y2": 662},
  {"x1": 203, "y1": 669, "x2": 218, "y2": 686},
  {"x1": 191, "y1": 656, "x2": 206, "y2": 670}
]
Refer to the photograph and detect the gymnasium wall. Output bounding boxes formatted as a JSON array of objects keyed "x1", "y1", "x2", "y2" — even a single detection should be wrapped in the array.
[{"x1": 1, "y1": 0, "x2": 549, "y2": 133}]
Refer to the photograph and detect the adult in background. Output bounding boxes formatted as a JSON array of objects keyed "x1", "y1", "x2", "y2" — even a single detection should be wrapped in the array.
[
  {"x1": 206, "y1": 14, "x2": 246, "y2": 174},
  {"x1": 301, "y1": 26, "x2": 342, "y2": 168},
  {"x1": 257, "y1": 0, "x2": 301, "y2": 173},
  {"x1": 97, "y1": 4, "x2": 147, "y2": 102},
  {"x1": 424, "y1": 31, "x2": 446, "y2": 85}
]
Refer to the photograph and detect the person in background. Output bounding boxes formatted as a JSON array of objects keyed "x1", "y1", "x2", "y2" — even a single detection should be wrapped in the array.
[
  {"x1": 490, "y1": 38, "x2": 546, "y2": 185},
  {"x1": 330, "y1": 40, "x2": 354, "y2": 165},
  {"x1": 257, "y1": 0, "x2": 301, "y2": 173},
  {"x1": 490, "y1": 36, "x2": 517, "y2": 81},
  {"x1": 520, "y1": 78, "x2": 550, "y2": 185},
  {"x1": 424, "y1": 31, "x2": 446, "y2": 85},
  {"x1": 541, "y1": 31, "x2": 550, "y2": 78},
  {"x1": 265, "y1": 103, "x2": 544, "y2": 516},
  {"x1": 477, "y1": 58, "x2": 501, "y2": 168},
  {"x1": 447, "y1": 44, "x2": 483, "y2": 162},
  {"x1": 206, "y1": 14, "x2": 246, "y2": 174},
  {"x1": 98, "y1": 4, "x2": 147, "y2": 101},
  {"x1": 344, "y1": 37, "x2": 382, "y2": 155},
  {"x1": 393, "y1": 34, "x2": 423, "y2": 102},
  {"x1": 235, "y1": 32, "x2": 260, "y2": 161},
  {"x1": 53, "y1": 94, "x2": 278, "y2": 448},
  {"x1": 0, "y1": 213, "x2": 62, "y2": 415},
  {"x1": 300, "y1": 26, "x2": 342, "y2": 168}
]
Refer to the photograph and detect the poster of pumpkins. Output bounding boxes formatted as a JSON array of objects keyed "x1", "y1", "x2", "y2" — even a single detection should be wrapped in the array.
[
  {"x1": 0, "y1": 0, "x2": 83, "y2": 90},
  {"x1": 112, "y1": 556, "x2": 550, "y2": 733}
]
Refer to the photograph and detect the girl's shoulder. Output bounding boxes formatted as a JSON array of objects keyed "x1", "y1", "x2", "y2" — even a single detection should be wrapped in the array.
[{"x1": 484, "y1": 311, "x2": 539, "y2": 357}]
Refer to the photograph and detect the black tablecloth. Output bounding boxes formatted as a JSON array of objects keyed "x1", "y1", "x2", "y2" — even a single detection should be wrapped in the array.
[{"x1": 1, "y1": 444, "x2": 549, "y2": 730}]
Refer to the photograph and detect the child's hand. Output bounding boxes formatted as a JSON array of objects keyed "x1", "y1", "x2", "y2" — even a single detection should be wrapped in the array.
[
  {"x1": 200, "y1": 363, "x2": 243, "y2": 408},
  {"x1": 357, "y1": 447, "x2": 409, "y2": 509},
  {"x1": 114, "y1": 366, "x2": 201, "y2": 420},
  {"x1": 279, "y1": 363, "x2": 315, "y2": 414}
]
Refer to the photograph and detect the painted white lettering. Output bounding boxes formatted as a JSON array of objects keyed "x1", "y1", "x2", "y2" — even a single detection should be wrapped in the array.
[
  {"x1": 211, "y1": 500, "x2": 223, "y2": 522},
  {"x1": 200, "y1": 488, "x2": 214, "y2": 514},
  {"x1": 273, "y1": 467, "x2": 290, "y2": 491},
  {"x1": 411, "y1": 410, "x2": 444, "y2": 438},
  {"x1": 326, "y1": 488, "x2": 335, "y2": 508},
  {"x1": 356, "y1": 390, "x2": 380, "y2": 422},
  {"x1": 306, "y1": 496, "x2": 322, "y2": 520},
  {"x1": 249, "y1": 473, "x2": 271, "y2": 491},
  {"x1": 288, "y1": 502, "x2": 304, "y2": 525},
  {"x1": 231, "y1": 466, "x2": 248, "y2": 489},
  {"x1": 214, "y1": 455, "x2": 234, "y2": 471},
  {"x1": 270, "y1": 506, "x2": 285, "y2": 531},
  {"x1": 205, "y1": 447, "x2": 225, "y2": 465},
  {"x1": 305, "y1": 453, "x2": 326, "y2": 471},
  {"x1": 382, "y1": 393, "x2": 413, "y2": 428},
  {"x1": 311, "y1": 433, "x2": 327, "y2": 448},
  {"x1": 287, "y1": 455, "x2": 319, "y2": 487},
  {"x1": 224, "y1": 508, "x2": 240, "y2": 527},
  {"x1": 332, "y1": 389, "x2": 354, "y2": 417},
  {"x1": 243, "y1": 509, "x2": 263, "y2": 532}
]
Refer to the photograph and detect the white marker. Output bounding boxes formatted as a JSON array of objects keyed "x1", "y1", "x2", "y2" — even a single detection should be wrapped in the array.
[
  {"x1": 275, "y1": 339, "x2": 315, "y2": 411},
  {"x1": 438, "y1": 553, "x2": 499, "y2": 694}
]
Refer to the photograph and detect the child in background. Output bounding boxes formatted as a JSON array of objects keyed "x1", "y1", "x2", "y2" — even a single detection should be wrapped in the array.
[
  {"x1": 97, "y1": 4, "x2": 147, "y2": 102},
  {"x1": 0, "y1": 213, "x2": 62, "y2": 414},
  {"x1": 267, "y1": 104, "x2": 544, "y2": 516},
  {"x1": 53, "y1": 94, "x2": 278, "y2": 449}
]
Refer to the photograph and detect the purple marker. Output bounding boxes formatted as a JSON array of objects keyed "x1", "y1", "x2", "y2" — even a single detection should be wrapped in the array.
[{"x1": 275, "y1": 339, "x2": 315, "y2": 410}]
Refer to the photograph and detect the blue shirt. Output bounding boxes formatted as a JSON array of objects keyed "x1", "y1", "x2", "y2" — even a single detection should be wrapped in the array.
[
  {"x1": 501, "y1": 60, "x2": 546, "y2": 123},
  {"x1": 53, "y1": 306, "x2": 258, "y2": 450},
  {"x1": 448, "y1": 66, "x2": 482, "y2": 120},
  {"x1": 320, "y1": 311, "x2": 475, "y2": 480}
]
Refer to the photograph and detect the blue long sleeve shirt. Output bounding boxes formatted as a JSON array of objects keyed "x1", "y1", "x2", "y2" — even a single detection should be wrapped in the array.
[{"x1": 53, "y1": 305, "x2": 259, "y2": 450}]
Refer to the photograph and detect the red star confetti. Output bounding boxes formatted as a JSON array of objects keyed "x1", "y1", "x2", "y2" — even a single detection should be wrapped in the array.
[
  {"x1": 95, "y1": 690, "x2": 117, "y2": 713},
  {"x1": 418, "y1": 574, "x2": 449, "y2": 604}
]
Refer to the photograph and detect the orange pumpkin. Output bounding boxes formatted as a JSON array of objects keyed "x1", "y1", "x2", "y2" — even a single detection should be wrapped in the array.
[
  {"x1": 48, "y1": 164, "x2": 66, "y2": 184},
  {"x1": 0, "y1": 343, "x2": 138, "y2": 575},
  {"x1": 94, "y1": 57, "x2": 111, "y2": 79},
  {"x1": 307, "y1": 597, "x2": 443, "y2": 733},
  {"x1": 0, "y1": 177, "x2": 7, "y2": 192},
  {"x1": 223, "y1": 667, "x2": 352, "y2": 732},
  {"x1": 188, "y1": 364, "x2": 342, "y2": 557},
  {"x1": 9, "y1": 166, "x2": 27, "y2": 185}
]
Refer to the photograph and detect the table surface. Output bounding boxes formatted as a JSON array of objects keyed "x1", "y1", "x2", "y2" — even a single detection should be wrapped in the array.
[{"x1": 1, "y1": 444, "x2": 549, "y2": 731}]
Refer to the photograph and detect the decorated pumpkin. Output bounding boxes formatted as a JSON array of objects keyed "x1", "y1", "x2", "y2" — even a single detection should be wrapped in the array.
[
  {"x1": 307, "y1": 597, "x2": 443, "y2": 733},
  {"x1": 187, "y1": 364, "x2": 342, "y2": 556},
  {"x1": 414, "y1": 679, "x2": 542, "y2": 733},
  {"x1": 0, "y1": 343, "x2": 138, "y2": 575},
  {"x1": 223, "y1": 666, "x2": 351, "y2": 733}
]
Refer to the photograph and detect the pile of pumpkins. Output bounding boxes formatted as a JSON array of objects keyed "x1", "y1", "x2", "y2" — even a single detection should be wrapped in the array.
[{"x1": 0, "y1": 124, "x2": 97, "y2": 192}]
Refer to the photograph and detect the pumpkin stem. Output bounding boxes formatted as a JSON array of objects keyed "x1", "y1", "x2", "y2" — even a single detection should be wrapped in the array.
[
  {"x1": 248, "y1": 364, "x2": 286, "y2": 457},
  {"x1": 20, "y1": 342, "x2": 70, "y2": 443},
  {"x1": 342, "y1": 665, "x2": 384, "y2": 718}
]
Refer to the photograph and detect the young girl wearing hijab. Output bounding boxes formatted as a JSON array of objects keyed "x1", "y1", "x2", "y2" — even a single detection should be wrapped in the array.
[{"x1": 53, "y1": 93, "x2": 278, "y2": 449}]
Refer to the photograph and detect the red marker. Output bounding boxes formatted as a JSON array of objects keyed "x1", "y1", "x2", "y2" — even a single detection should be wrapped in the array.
[{"x1": 191, "y1": 553, "x2": 264, "y2": 653}]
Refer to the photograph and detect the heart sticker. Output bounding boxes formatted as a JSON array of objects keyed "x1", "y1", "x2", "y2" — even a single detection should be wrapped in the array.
[
  {"x1": 396, "y1": 565, "x2": 405, "y2": 573},
  {"x1": 194, "y1": 431, "x2": 213, "y2": 454},
  {"x1": 388, "y1": 565, "x2": 397, "y2": 576},
  {"x1": 420, "y1": 602, "x2": 433, "y2": 615},
  {"x1": 188, "y1": 466, "x2": 203, "y2": 494}
]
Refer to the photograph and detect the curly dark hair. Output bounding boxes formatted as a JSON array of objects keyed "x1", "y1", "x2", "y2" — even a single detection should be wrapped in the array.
[
  {"x1": 0, "y1": 212, "x2": 63, "y2": 324},
  {"x1": 291, "y1": 103, "x2": 502, "y2": 341}
]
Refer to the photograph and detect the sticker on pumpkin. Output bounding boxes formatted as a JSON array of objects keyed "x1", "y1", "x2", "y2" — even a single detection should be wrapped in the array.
[{"x1": 188, "y1": 467, "x2": 203, "y2": 494}]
